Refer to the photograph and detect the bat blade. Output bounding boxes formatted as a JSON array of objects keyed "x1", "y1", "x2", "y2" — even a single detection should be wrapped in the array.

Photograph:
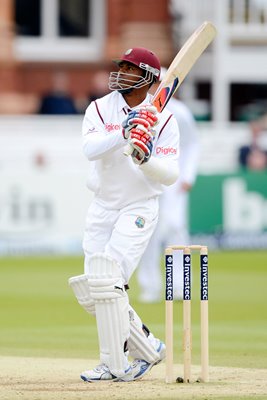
[
  {"x1": 123, "y1": 20, "x2": 217, "y2": 156},
  {"x1": 152, "y1": 21, "x2": 217, "y2": 113}
]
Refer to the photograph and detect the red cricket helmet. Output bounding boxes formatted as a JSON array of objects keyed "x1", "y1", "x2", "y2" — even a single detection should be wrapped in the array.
[{"x1": 114, "y1": 47, "x2": 161, "y2": 80}]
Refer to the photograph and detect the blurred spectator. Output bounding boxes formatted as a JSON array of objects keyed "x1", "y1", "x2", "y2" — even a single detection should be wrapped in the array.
[
  {"x1": 88, "y1": 70, "x2": 110, "y2": 103},
  {"x1": 33, "y1": 152, "x2": 47, "y2": 168},
  {"x1": 38, "y1": 71, "x2": 78, "y2": 115},
  {"x1": 239, "y1": 114, "x2": 267, "y2": 170},
  {"x1": 0, "y1": 93, "x2": 39, "y2": 114}
]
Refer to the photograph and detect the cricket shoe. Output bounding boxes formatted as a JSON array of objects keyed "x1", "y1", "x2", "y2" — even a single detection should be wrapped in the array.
[
  {"x1": 130, "y1": 340, "x2": 166, "y2": 380},
  {"x1": 80, "y1": 364, "x2": 133, "y2": 382}
]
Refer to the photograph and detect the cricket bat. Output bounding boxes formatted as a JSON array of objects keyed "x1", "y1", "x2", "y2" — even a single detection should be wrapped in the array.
[{"x1": 124, "y1": 21, "x2": 217, "y2": 156}]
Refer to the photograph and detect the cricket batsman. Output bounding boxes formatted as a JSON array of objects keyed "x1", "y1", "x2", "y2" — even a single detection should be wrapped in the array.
[{"x1": 68, "y1": 47, "x2": 180, "y2": 382}]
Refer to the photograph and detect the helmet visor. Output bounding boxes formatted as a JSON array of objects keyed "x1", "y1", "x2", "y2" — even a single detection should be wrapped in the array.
[{"x1": 108, "y1": 71, "x2": 154, "y2": 91}]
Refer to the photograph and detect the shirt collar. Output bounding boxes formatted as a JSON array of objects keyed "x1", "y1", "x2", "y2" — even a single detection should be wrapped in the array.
[{"x1": 117, "y1": 92, "x2": 152, "y2": 113}]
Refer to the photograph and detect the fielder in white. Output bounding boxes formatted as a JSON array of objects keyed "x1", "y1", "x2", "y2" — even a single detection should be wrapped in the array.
[
  {"x1": 138, "y1": 68, "x2": 200, "y2": 302},
  {"x1": 68, "y1": 48, "x2": 180, "y2": 382}
]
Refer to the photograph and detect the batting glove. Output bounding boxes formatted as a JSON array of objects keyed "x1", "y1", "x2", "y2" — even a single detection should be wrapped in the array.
[
  {"x1": 122, "y1": 105, "x2": 158, "y2": 140},
  {"x1": 128, "y1": 127, "x2": 154, "y2": 165}
]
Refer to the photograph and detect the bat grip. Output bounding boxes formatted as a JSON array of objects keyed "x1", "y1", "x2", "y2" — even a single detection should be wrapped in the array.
[{"x1": 123, "y1": 143, "x2": 134, "y2": 156}]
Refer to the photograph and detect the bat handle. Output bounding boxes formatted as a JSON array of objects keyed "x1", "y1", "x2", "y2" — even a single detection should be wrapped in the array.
[{"x1": 123, "y1": 143, "x2": 134, "y2": 156}]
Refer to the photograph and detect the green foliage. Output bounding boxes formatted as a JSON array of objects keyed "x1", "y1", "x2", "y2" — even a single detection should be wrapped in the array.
[{"x1": 0, "y1": 251, "x2": 267, "y2": 368}]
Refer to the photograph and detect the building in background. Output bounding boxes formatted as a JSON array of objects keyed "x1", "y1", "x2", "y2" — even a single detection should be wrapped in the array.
[
  {"x1": 0, "y1": 0, "x2": 174, "y2": 113},
  {"x1": 1, "y1": 0, "x2": 267, "y2": 121},
  {"x1": 169, "y1": 0, "x2": 267, "y2": 122}
]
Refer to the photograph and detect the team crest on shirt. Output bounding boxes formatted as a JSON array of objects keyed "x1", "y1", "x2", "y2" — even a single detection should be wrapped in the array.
[{"x1": 135, "y1": 216, "x2": 145, "y2": 229}]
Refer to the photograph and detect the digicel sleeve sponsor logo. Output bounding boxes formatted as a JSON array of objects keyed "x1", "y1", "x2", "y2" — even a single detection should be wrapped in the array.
[
  {"x1": 105, "y1": 123, "x2": 121, "y2": 132},
  {"x1": 156, "y1": 146, "x2": 177, "y2": 155}
]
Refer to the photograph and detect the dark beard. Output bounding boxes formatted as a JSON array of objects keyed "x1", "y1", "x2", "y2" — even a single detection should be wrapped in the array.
[{"x1": 118, "y1": 88, "x2": 134, "y2": 95}]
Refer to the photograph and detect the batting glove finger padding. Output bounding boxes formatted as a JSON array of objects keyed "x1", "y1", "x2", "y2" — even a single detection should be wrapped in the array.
[
  {"x1": 134, "y1": 105, "x2": 158, "y2": 127},
  {"x1": 135, "y1": 110, "x2": 158, "y2": 127},
  {"x1": 129, "y1": 117, "x2": 150, "y2": 129},
  {"x1": 130, "y1": 137, "x2": 153, "y2": 165},
  {"x1": 122, "y1": 106, "x2": 158, "y2": 139},
  {"x1": 130, "y1": 127, "x2": 153, "y2": 142}
]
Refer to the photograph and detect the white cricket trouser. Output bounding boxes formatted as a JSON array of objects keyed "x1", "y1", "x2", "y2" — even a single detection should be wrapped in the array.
[
  {"x1": 138, "y1": 184, "x2": 189, "y2": 299},
  {"x1": 83, "y1": 197, "x2": 159, "y2": 284}
]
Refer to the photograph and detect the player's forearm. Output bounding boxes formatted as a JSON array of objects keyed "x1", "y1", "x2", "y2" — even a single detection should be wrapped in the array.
[
  {"x1": 139, "y1": 156, "x2": 179, "y2": 185},
  {"x1": 83, "y1": 132, "x2": 125, "y2": 160}
]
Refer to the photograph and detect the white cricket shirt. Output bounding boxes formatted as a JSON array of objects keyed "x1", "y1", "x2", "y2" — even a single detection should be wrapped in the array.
[{"x1": 82, "y1": 91, "x2": 179, "y2": 209}]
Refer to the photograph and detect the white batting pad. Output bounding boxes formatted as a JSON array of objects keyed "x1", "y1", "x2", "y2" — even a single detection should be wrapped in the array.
[
  {"x1": 68, "y1": 274, "x2": 95, "y2": 315},
  {"x1": 127, "y1": 306, "x2": 161, "y2": 364},
  {"x1": 87, "y1": 253, "x2": 130, "y2": 378}
]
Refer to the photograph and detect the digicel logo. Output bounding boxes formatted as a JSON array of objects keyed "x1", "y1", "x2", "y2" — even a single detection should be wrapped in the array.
[
  {"x1": 105, "y1": 123, "x2": 121, "y2": 132},
  {"x1": 156, "y1": 146, "x2": 177, "y2": 155}
]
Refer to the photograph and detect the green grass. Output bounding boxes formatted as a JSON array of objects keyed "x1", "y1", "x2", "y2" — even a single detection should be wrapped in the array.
[{"x1": 0, "y1": 251, "x2": 267, "y2": 370}]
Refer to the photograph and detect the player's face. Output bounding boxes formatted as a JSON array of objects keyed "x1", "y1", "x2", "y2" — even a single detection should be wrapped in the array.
[
  {"x1": 117, "y1": 62, "x2": 143, "y2": 87},
  {"x1": 118, "y1": 62, "x2": 142, "y2": 75},
  {"x1": 108, "y1": 61, "x2": 152, "y2": 92}
]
